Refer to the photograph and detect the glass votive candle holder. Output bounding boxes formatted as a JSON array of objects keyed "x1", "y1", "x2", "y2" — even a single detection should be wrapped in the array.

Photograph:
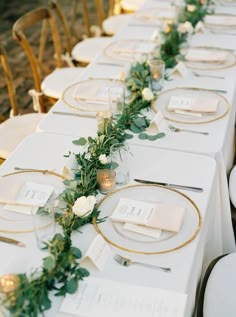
[
  {"x1": 0, "y1": 274, "x2": 20, "y2": 305},
  {"x1": 149, "y1": 58, "x2": 165, "y2": 92},
  {"x1": 97, "y1": 169, "x2": 116, "y2": 194},
  {"x1": 96, "y1": 110, "x2": 112, "y2": 132},
  {"x1": 0, "y1": 274, "x2": 20, "y2": 294}
]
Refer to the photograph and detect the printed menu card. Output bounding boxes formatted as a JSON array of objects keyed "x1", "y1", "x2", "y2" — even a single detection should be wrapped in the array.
[{"x1": 60, "y1": 277, "x2": 187, "y2": 317}]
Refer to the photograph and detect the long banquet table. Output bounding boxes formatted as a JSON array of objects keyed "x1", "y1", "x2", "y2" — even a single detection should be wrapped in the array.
[
  {"x1": 1, "y1": 0, "x2": 236, "y2": 316},
  {"x1": 37, "y1": 0, "x2": 236, "y2": 253}
]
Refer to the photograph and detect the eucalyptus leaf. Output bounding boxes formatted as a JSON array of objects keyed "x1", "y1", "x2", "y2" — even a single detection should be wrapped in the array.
[
  {"x1": 71, "y1": 247, "x2": 82, "y2": 259},
  {"x1": 130, "y1": 123, "x2": 142, "y2": 133},
  {"x1": 138, "y1": 133, "x2": 148, "y2": 140},
  {"x1": 66, "y1": 278, "x2": 78, "y2": 294},
  {"x1": 43, "y1": 256, "x2": 56, "y2": 271},
  {"x1": 72, "y1": 137, "x2": 87, "y2": 146},
  {"x1": 147, "y1": 132, "x2": 166, "y2": 141}
]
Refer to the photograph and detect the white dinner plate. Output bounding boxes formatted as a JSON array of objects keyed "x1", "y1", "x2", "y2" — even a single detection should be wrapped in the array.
[
  {"x1": 62, "y1": 78, "x2": 125, "y2": 114},
  {"x1": 181, "y1": 46, "x2": 236, "y2": 70},
  {"x1": 152, "y1": 87, "x2": 230, "y2": 124},
  {"x1": 0, "y1": 170, "x2": 65, "y2": 233},
  {"x1": 93, "y1": 184, "x2": 202, "y2": 254}
]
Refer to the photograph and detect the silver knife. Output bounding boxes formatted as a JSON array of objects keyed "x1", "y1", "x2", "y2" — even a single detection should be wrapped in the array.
[
  {"x1": 0, "y1": 236, "x2": 26, "y2": 247},
  {"x1": 134, "y1": 178, "x2": 203, "y2": 193}
]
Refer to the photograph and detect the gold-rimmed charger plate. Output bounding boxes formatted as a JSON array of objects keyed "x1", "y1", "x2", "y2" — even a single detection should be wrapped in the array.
[
  {"x1": 0, "y1": 170, "x2": 65, "y2": 234},
  {"x1": 62, "y1": 78, "x2": 125, "y2": 114},
  {"x1": 93, "y1": 184, "x2": 202, "y2": 254},
  {"x1": 152, "y1": 87, "x2": 230, "y2": 124},
  {"x1": 181, "y1": 46, "x2": 236, "y2": 70},
  {"x1": 103, "y1": 40, "x2": 156, "y2": 62}
]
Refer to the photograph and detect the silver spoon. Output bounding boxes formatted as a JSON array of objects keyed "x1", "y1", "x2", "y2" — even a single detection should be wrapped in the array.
[{"x1": 168, "y1": 124, "x2": 209, "y2": 135}]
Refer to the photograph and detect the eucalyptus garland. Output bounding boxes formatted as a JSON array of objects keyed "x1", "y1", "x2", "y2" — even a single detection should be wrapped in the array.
[{"x1": 1, "y1": 0, "x2": 214, "y2": 315}]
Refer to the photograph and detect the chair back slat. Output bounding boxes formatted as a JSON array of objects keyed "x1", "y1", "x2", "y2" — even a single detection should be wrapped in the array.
[
  {"x1": 12, "y1": 7, "x2": 63, "y2": 112},
  {"x1": 0, "y1": 43, "x2": 19, "y2": 116}
]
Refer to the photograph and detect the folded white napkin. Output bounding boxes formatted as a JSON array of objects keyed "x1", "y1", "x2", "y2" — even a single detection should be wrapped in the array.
[
  {"x1": 146, "y1": 203, "x2": 186, "y2": 233},
  {"x1": 168, "y1": 95, "x2": 219, "y2": 113},
  {"x1": 205, "y1": 15, "x2": 236, "y2": 26},
  {"x1": 185, "y1": 48, "x2": 228, "y2": 62},
  {"x1": 113, "y1": 41, "x2": 155, "y2": 55},
  {"x1": 111, "y1": 198, "x2": 186, "y2": 233}
]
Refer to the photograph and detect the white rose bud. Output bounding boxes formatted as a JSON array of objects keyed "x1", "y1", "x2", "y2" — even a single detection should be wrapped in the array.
[
  {"x1": 72, "y1": 195, "x2": 96, "y2": 217},
  {"x1": 99, "y1": 154, "x2": 108, "y2": 164},
  {"x1": 142, "y1": 87, "x2": 154, "y2": 101},
  {"x1": 178, "y1": 21, "x2": 193, "y2": 34}
]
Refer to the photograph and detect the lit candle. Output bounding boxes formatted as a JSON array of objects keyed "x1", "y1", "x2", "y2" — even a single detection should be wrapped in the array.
[
  {"x1": 0, "y1": 274, "x2": 20, "y2": 294},
  {"x1": 97, "y1": 169, "x2": 116, "y2": 194}
]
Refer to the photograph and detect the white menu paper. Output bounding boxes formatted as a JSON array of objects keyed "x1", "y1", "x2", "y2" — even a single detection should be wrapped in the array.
[{"x1": 60, "y1": 277, "x2": 187, "y2": 317}]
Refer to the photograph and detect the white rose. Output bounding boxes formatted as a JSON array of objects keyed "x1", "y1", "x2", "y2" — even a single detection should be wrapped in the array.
[
  {"x1": 187, "y1": 4, "x2": 196, "y2": 12},
  {"x1": 72, "y1": 196, "x2": 96, "y2": 217},
  {"x1": 142, "y1": 87, "x2": 154, "y2": 101},
  {"x1": 177, "y1": 21, "x2": 193, "y2": 34},
  {"x1": 99, "y1": 154, "x2": 108, "y2": 165}
]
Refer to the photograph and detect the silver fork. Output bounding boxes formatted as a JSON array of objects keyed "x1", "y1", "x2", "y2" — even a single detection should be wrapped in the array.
[
  {"x1": 168, "y1": 124, "x2": 209, "y2": 135},
  {"x1": 114, "y1": 254, "x2": 171, "y2": 272}
]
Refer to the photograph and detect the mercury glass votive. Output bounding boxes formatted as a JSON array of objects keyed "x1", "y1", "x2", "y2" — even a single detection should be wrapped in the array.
[
  {"x1": 97, "y1": 169, "x2": 116, "y2": 194},
  {"x1": 96, "y1": 110, "x2": 112, "y2": 132}
]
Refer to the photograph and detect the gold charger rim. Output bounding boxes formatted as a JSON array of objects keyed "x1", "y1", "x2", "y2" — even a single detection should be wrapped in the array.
[
  {"x1": 61, "y1": 78, "x2": 124, "y2": 113},
  {"x1": 182, "y1": 46, "x2": 236, "y2": 70},
  {"x1": 0, "y1": 169, "x2": 65, "y2": 234},
  {"x1": 152, "y1": 87, "x2": 230, "y2": 124},
  {"x1": 93, "y1": 184, "x2": 202, "y2": 255}
]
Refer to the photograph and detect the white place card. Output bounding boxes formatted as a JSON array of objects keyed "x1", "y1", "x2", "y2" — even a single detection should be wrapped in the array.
[
  {"x1": 82, "y1": 234, "x2": 112, "y2": 271},
  {"x1": 147, "y1": 111, "x2": 165, "y2": 133},
  {"x1": 195, "y1": 21, "x2": 206, "y2": 33},
  {"x1": 60, "y1": 277, "x2": 188, "y2": 317},
  {"x1": 169, "y1": 61, "x2": 191, "y2": 78},
  {"x1": 110, "y1": 198, "x2": 155, "y2": 225},
  {"x1": 123, "y1": 223, "x2": 162, "y2": 238},
  {"x1": 16, "y1": 182, "x2": 54, "y2": 207}
]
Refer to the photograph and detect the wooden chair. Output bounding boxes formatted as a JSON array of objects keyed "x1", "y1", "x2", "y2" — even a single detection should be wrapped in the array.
[
  {"x1": 50, "y1": 0, "x2": 131, "y2": 65},
  {"x1": 0, "y1": 43, "x2": 45, "y2": 162},
  {"x1": 49, "y1": 0, "x2": 111, "y2": 66},
  {"x1": 12, "y1": 7, "x2": 85, "y2": 113}
]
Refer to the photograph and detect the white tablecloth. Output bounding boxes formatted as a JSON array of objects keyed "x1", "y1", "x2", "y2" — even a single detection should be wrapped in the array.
[{"x1": 0, "y1": 132, "x2": 219, "y2": 316}]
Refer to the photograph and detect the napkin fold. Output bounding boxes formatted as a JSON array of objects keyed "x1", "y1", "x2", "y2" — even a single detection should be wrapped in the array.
[
  {"x1": 185, "y1": 48, "x2": 228, "y2": 62},
  {"x1": 113, "y1": 41, "x2": 155, "y2": 55},
  {"x1": 205, "y1": 15, "x2": 236, "y2": 26},
  {"x1": 168, "y1": 95, "x2": 219, "y2": 113},
  {"x1": 111, "y1": 198, "x2": 186, "y2": 233}
]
